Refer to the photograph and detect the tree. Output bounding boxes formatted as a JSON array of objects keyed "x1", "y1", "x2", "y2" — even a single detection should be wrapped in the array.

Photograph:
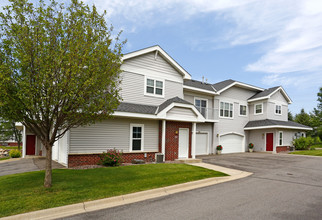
[
  {"x1": 311, "y1": 87, "x2": 322, "y2": 139},
  {"x1": 295, "y1": 108, "x2": 311, "y2": 126},
  {"x1": 0, "y1": 118, "x2": 22, "y2": 149},
  {"x1": 0, "y1": 0, "x2": 125, "y2": 187},
  {"x1": 288, "y1": 111, "x2": 294, "y2": 121}
]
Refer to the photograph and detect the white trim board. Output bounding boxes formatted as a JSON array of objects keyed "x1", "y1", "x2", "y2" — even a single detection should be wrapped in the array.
[{"x1": 244, "y1": 125, "x2": 312, "y2": 131}]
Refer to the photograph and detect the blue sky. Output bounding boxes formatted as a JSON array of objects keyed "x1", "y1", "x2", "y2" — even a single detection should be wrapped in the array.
[{"x1": 1, "y1": 0, "x2": 322, "y2": 114}]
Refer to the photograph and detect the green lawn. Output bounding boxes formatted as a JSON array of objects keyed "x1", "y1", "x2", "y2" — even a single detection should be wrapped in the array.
[
  {"x1": 290, "y1": 149, "x2": 322, "y2": 156},
  {"x1": 0, "y1": 157, "x2": 10, "y2": 161},
  {"x1": 0, "y1": 163, "x2": 227, "y2": 217},
  {"x1": 0, "y1": 146, "x2": 19, "y2": 150}
]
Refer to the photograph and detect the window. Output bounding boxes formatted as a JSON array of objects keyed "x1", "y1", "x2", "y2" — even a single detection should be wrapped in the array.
[
  {"x1": 275, "y1": 105, "x2": 282, "y2": 115},
  {"x1": 239, "y1": 105, "x2": 247, "y2": 116},
  {"x1": 220, "y1": 101, "x2": 233, "y2": 118},
  {"x1": 130, "y1": 124, "x2": 144, "y2": 151},
  {"x1": 146, "y1": 78, "x2": 164, "y2": 96},
  {"x1": 278, "y1": 131, "x2": 283, "y2": 146},
  {"x1": 254, "y1": 103, "x2": 263, "y2": 115},
  {"x1": 195, "y1": 98, "x2": 207, "y2": 118}
]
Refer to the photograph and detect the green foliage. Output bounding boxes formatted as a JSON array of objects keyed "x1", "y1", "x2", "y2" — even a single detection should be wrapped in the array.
[
  {"x1": 290, "y1": 149, "x2": 322, "y2": 156},
  {"x1": 9, "y1": 149, "x2": 21, "y2": 158},
  {"x1": 0, "y1": 164, "x2": 227, "y2": 217},
  {"x1": 248, "y1": 143, "x2": 254, "y2": 149},
  {"x1": 293, "y1": 137, "x2": 315, "y2": 150},
  {"x1": 288, "y1": 111, "x2": 294, "y2": 121},
  {"x1": 99, "y1": 149, "x2": 123, "y2": 167},
  {"x1": 0, "y1": 119, "x2": 22, "y2": 149},
  {"x1": 0, "y1": 0, "x2": 125, "y2": 187}
]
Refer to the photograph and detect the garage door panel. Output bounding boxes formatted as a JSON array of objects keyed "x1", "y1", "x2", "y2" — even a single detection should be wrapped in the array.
[
  {"x1": 196, "y1": 133, "x2": 208, "y2": 155},
  {"x1": 220, "y1": 134, "x2": 243, "y2": 154}
]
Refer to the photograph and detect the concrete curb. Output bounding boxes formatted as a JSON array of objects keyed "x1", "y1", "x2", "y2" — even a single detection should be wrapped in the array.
[{"x1": 1, "y1": 163, "x2": 252, "y2": 220}]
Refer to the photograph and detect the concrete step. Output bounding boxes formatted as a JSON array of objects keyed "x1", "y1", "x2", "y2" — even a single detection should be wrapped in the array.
[{"x1": 175, "y1": 158, "x2": 202, "y2": 163}]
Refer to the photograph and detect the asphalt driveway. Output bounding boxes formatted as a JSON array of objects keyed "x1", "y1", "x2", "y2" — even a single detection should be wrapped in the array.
[
  {"x1": 62, "y1": 153, "x2": 322, "y2": 220},
  {"x1": 0, "y1": 157, "x2": 65, "y2": 176}
]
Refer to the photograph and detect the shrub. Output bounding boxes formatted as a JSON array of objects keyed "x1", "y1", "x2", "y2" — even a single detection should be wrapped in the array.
[
  {"x1": 99, "y1": 149, "x2": 123, "y2": 167},
  {"x1": 216, "y1": 145, "x2": 222, "y2": 151},
  {"x1": 248, "y1": 143, "x2": 254, "y2": 149},
  {"x1": 314, "y1": 136, "x2": 321, "y2": 144},
  {"x1": 293, "y1": 137, "x2": 315, "y2": 150},
  {"x1": 9, "y1": 149, "x2": 21, "y2": 158}
]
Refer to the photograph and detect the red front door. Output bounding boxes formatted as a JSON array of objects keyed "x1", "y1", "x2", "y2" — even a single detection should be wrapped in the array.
[
  {"x1": 266, "y1": 133, "x2": 273, "y2": 151},
  {"x1": 26, "y1": 135, "x2": 36, "y2": 155}
]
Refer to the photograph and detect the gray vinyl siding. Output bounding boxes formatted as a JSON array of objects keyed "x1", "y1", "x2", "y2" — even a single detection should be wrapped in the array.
[
  {"x1": 266, "y1": 91, "x2": 288, "y2": 121},
  {"x1": 120, "y1": 71, "x2": 183, "y2": 106},
  {"x1": 213, "y1": 86, "x2": 258, "y2": 150},
  {"x1": 196, "y1": 123, "x2": 214, "y2": 154},
  {"x1": 220, "y1": 87, "x2": 257, "y2": 101},
  {"x1": 183, "y1": 91, "x2": 214, "y2": 108},
  {"x1": 267, "y1": 102, "x2": 288, "y2": 121},
  {"x1": 248, "y1": 129, "x2": 276, "y2": 152},
  {"x1": 249, "y1": 101, "x2": 268, "y2": 121},
  {"x1": 167, "y1": 107, "x2": 196, "y2": 119},
  {"x1": 69, "y1": 118, "x2": 159, "y2": 154},
  {"x1": 122, "y1": 52, "x2": 183, "y2": 83}
]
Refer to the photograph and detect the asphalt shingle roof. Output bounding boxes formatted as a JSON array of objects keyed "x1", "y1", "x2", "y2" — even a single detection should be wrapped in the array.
[
  {"x1": 244, "y1": 119, "x2": 311, "y2": 129},
  {"x1": 212, "y1": 79, "x2": 236, "y2": 91},
  {"x1": 248, "y1": 86, "x2": 280, "y2": 100},
  {"x1": 157, "y1": 96, "x2": 193, "y2": 113},
  {"x1": 116, "y1": 102, "x2": 158, "y2": 114},
  {"x1": 184, "y1": 79, "x2": 216, "y2": 92}
]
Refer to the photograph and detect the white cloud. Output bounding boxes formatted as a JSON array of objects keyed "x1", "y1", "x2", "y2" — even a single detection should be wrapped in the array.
[{"x1": 86, "y1": 0, "x2": 322, "y2": 88}]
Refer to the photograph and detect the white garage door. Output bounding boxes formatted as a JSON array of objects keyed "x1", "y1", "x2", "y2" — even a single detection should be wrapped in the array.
[
  {"x1": 220, "y1": 134, "x2": 243, "y2": 154},
  {"x1": 196, "y1": 133, "x2": 208, "y2": 155}
]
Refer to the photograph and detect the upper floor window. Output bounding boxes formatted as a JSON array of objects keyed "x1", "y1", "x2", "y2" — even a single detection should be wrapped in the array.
[
  {"x1": 254, "y1": 103, "x2": 263, "y2": 115},
  {"x1": 130, "y1": 124, "x2": 144, "y2": 151},
  {"x1": 220, "y1": 101, "x2": 233, "y2": 118},
  {"x1": 146, "y1": 78, "x2": 164, "y2": 96},
  {"x1": 275, "y1": 105, "x2": 282, "y2": 115},
  {"x1": 195, "y1": 98, "x2": 207, "y2": 118},
  {"x1": 239, "y1": 105, "x2": 247, "y2": 116}
]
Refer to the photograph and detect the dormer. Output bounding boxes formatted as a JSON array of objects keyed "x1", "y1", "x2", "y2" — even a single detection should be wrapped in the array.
[{"x1": 248, "y1": 86, "x2": 291, "y2": 121}]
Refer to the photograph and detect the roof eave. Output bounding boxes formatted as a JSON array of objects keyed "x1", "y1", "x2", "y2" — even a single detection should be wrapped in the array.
[
  {"x1": 217, "y1": 82, "x2": 264, "y2": 95},
  {"x1": 244, "y1": 125, "x2": 312, "y2": 131}
]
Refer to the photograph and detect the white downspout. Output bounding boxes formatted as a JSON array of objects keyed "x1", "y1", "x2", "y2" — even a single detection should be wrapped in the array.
[
  {"x1": 192, "y1": 122, "x2": 196, "y2": 159},
  {"x1": 162, "y1": 120, "x2": 166, "y2": 161},
  {"x1": 22, "y1": 125, "x2": 26, "y2": 158}
]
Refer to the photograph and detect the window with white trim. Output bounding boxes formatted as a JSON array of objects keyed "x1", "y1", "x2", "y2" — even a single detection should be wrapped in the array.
[
  {"x1": 254, "y1": 103, "x2": 263, "y2": 115},
  {"x1": 239, "y1": 105, "x2": 247, "y2": 116},
  {"x1": 195, "y1": 98, "x2": 207, "y2": 118},
  {"x1": 220, "y1": 101, "x2": 233, "y2": 118},
  {"x1": 278, "y1": 131, "x2": 283, "y2": 146},
  {"x1": 275, "y1": 105, "x2": 282, "y2": 115},
  {"x1": 130, "y1": 124, "x2": 144, "y2": 151},
  {"x1": 146, "y1": 78, "x2": 164, "y2": 96}
]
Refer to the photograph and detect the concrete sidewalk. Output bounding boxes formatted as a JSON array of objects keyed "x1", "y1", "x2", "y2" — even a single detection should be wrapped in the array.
[{"x1": 1, "y1": 163, "x2": 252, "y2": 220}]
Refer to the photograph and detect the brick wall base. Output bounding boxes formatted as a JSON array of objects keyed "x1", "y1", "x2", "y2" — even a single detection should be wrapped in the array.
[
  {"x1": 159, "y1": 121, "x2": 192, "y2": 161},
  {"x1": 68, "y1": 152, "x2": 157, "y2": 168},
  {"x1": 276, "y1": 146, "x2": 290, "y2": 153}
]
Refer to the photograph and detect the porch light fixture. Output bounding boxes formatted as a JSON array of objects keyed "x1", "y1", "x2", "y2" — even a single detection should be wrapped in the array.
[{"x1": 175, "y1": 131, "x2": 178, "y2": 135}]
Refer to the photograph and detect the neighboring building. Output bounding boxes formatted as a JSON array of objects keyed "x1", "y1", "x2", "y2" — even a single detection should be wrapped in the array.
[{"x1": 18, "y1": 46, "x2": 312, "y2": 167}]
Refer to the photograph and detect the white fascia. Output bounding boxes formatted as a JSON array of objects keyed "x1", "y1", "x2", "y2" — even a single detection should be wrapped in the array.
[
  {"x1": 113, "y1": 111, "x2": 159, "y2": 119},
  {"x1": 244, "y1": 125, "x2": 312, "y2": 131},
  {"x1": 217, "y1": 82, "x2": 264, "y2": 94},
  {"x1": 157, "y1": 102, "x2": 205, "y2": 122},
  {"x1": 183, "y1": 85, "x2": 217, "y2": 95}
]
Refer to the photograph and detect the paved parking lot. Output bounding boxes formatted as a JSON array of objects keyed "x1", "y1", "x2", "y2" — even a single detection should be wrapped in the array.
[
  {"x1": 63, "y1": 153, "x2": 322, "y2": 220},
  {"x1": 0, "y1": 157, "x2": 65, "y2": 176}
]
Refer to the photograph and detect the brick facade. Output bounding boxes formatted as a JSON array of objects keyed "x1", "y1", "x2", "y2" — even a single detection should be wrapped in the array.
[
  {"x1": 276, "y1": 146, "x2": 290, "y2": 153},
  {"x1": 68, "y1": 152, "x2": 157, "y2": 167},
  {"x1": 159, "y1": 121, "x2": 192, "y2": 161}
]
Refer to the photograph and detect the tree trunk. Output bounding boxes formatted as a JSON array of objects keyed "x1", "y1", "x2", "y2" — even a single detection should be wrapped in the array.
[
  {"x1": 44, "y1": 143, "x2": 52, "y2": 188},
  {"x1": 17, "y1": 141, "x2": 21, "y2": 151}
]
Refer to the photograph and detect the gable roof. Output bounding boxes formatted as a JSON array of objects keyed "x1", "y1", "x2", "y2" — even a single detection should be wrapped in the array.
[
  {"x1": 244, "y1": 119, "x2": 312, "y2": 130},
  {"x1": 183, "y1": 79, "x2": 217, "y2": 94},
  {"x1": 212, "y1": 79, "x2": 264, "y2": 94},
  {"x1": 157, "y1": 96, "x2": 193, "y2": 113},
  {"x1": 248, "y1": 86, "x2": 292, "y2": 104},
  {"x1": 122, "y1": 45, "x2": 191, "y2": 80}
]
